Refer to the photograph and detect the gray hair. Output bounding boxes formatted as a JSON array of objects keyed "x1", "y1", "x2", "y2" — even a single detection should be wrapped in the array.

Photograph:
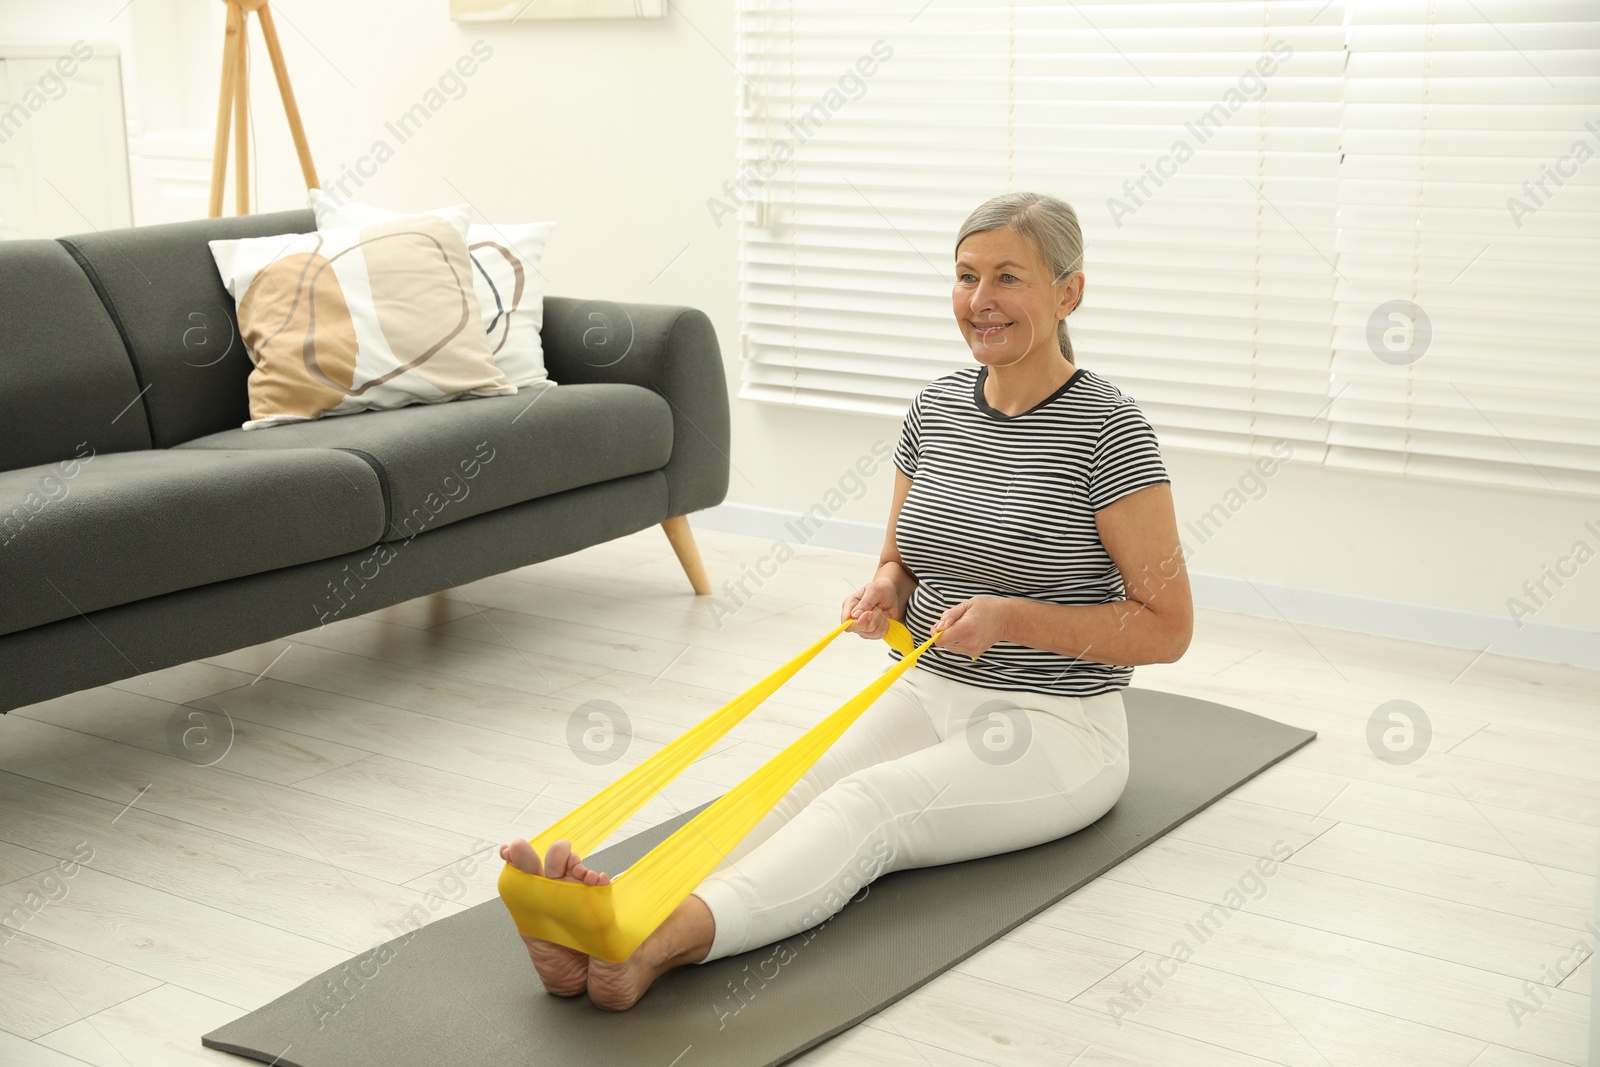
[{"x1": 954, "y1": 192, "x2": 1085, "y2": 361}]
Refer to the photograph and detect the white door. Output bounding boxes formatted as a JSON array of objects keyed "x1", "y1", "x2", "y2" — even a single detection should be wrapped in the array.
[{"x1": 0, "y1": 46, "x2": 133, "y2": 240}]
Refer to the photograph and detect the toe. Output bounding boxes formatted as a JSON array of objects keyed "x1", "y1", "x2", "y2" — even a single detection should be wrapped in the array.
[
  {"x1": 571, "y1": 858, "x2": 612, "y2": 887},
  {"x1": 545, "y1": 839, "x2": 575, "y2": 879},
  {"x1": 503, "y1": 838, "x2": 543, "y2": 876}
]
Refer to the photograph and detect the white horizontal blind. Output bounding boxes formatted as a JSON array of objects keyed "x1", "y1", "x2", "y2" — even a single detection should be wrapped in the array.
[
  {"x1": 733, "y1": 1, "x2": 1346, "y2": 461},
  {"x1": 1043, "y1": 3, "x2": 1346, "y2": 459},
  {"x1": 733, "y1": 1, "x2": 1600, "y2": 492},
  {"x1": 1330, "y1": 0, "x2": 1600, "y2": 494},
  {"x1": 732, "y1": 1, "x2": 1017, "y2": 418}
]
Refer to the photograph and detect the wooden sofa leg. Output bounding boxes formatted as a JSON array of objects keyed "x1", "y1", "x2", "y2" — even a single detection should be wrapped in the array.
[{"x1": 660, "y1": 515, "x2": 712, "y2": 595}]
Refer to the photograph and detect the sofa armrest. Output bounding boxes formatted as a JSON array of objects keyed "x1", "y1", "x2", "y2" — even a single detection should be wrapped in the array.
[{"x1": 539, "y1": 296, "x2": 730, "y2": 519}]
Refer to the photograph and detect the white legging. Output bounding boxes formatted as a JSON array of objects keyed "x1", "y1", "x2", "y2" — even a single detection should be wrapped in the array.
[{"x1": 690, "y1": 651, "x2": 1131, "y2": 963}]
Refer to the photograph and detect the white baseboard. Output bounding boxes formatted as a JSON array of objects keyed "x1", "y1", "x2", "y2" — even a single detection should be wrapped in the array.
[
  {"x1": 1184, "y1": 573, "x2": 1600, "y2": 672},
  {"x1": 695, "y1": 502, "x2": 887, "y2": 555},
  {"x1": 692, "y1": 502, "x2": 1600, "y2": 672}
]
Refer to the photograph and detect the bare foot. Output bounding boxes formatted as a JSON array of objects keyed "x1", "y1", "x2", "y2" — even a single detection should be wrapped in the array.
[
  {"x1": 499, "y1": 838, "x2": 611, "y2": 997},
  {"x1": 586, "y1": 892, "x2": 715, "y2": 1012}
]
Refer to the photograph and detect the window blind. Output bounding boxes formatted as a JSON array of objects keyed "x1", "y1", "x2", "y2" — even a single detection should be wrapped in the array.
[
  {"x1": 732, "y1": 1, "x2": 1600, "y2": 492},
  {"x1": 1329, "y1": 0, "x2": 1600, "y2": 494}
]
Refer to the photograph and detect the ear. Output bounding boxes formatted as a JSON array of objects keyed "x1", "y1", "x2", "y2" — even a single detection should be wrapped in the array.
[{"x1": 1062, "y1": 271, "x2": 1085, "y2": 316}]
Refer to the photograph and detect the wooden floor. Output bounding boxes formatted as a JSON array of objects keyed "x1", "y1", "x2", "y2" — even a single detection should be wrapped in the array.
[{"x1": 0, "y1": 526, "x2": 1594, "y2": 1066}]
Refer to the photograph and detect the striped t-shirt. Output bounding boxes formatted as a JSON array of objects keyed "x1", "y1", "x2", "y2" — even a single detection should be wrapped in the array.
[{"x1": 888, "y1": 363, "x2": 1170, "y2": 696}]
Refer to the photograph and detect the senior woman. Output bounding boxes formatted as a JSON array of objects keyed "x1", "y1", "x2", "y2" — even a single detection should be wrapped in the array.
[{"x1": 500, "y1": 191, "x2": 1194, "y2": 1011}]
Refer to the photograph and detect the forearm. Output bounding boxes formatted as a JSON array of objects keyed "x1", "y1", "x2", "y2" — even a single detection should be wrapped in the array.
[{"x1": 1000, "y1": 596, "x2": 1187, "y2": 667}]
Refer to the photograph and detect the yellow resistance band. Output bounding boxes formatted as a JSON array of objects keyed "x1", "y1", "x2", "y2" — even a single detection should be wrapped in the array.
[{"x1": 497, "y1": 616, "x2": 941, "y2": 962}]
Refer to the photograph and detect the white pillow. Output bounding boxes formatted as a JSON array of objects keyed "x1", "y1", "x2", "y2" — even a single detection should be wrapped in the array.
[
  {"x1": 310, "y1": 189, "x2": 556, "y2": 389},
  {"x1": 210, "y1": 211, "x2": 514, "y2": 430}
]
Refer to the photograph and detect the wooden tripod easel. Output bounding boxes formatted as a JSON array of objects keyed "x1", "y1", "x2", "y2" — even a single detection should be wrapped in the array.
[{"x1": 208, "y1": 0, "x2": 319, "y2": 217}]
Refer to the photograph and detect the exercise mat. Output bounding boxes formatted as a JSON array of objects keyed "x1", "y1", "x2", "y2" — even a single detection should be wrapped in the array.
[{"x1": 203, "y1": 687, "x2": 1315, "y2": 1066}]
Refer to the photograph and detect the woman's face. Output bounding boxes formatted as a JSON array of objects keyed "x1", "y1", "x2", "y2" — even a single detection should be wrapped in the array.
[{"x1": 953, "y1": 226, "x2": 1081, "y2": 367}]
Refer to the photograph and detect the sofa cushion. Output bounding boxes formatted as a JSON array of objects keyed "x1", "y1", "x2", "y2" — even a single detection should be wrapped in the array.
[
  {"x1": 56, "y1": 209, "x2": 317, "y2": 448},
  {"x1": 175, "y1": 383, "x2": 672, "y2": 542},
  {"x1": 0, "y1": 240, "x2": 152, "y2": 475},
  {"x1": 0, "y1": 449, "x2": 384, "y2": 639}
]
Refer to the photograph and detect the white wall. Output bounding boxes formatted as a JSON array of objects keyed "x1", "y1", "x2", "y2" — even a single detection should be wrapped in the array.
[{"x1": 4, "y1": 0, "x2": 1595, "y2": 664}]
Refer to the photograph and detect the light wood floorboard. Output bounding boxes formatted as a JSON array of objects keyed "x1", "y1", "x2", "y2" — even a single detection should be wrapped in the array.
[{"x1": 0, "y1": 527, "x2": 1593, "y2": 1065}]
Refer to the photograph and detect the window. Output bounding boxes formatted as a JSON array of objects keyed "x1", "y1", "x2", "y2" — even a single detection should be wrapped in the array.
[{"x1": 732, "y1": 0, "x2": 1600, "y2": 495}]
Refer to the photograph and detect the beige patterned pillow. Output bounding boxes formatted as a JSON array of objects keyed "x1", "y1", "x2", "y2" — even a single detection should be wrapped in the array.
[
  {"x1": 209, "y1": 212, "x2": 515, "y2": 430},
  {"x1": 308, "y1": 189, "x2": 556, "y2": 389}
]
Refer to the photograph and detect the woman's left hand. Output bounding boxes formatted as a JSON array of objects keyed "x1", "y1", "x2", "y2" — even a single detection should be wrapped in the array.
[{"x1": 932, "y1": 596, "x2": 1010, "y2": 660}]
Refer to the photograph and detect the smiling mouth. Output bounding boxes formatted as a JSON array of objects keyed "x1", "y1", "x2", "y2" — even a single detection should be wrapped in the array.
[{"x1": 971, "y1": 321, "x2": 1013, "y2": 336}]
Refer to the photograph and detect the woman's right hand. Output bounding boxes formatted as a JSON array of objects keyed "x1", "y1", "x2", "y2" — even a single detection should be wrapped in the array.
[{"x1": 842, "y1": 577, "x2": 903, "y2": 641}]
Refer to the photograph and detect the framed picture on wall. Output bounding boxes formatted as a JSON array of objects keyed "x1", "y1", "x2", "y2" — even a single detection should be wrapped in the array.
[{"x1": 451, "y1": 0, "x2": 666, "y2": 19}]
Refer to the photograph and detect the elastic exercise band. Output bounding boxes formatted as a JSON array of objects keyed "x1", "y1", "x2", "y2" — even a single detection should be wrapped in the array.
[{"x1": 497, "y1": 617, "x2": 939, "y2": 961}]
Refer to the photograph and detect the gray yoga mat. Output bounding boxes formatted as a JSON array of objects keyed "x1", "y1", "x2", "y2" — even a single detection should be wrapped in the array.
[{"x1": 204, "y1": 687, "x2": 1315, "y2": 1067}]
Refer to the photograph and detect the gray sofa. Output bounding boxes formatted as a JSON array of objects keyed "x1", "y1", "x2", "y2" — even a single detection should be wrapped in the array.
[{"x1": 0, "y1": 209, "x2": 729, "y2": 715}]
